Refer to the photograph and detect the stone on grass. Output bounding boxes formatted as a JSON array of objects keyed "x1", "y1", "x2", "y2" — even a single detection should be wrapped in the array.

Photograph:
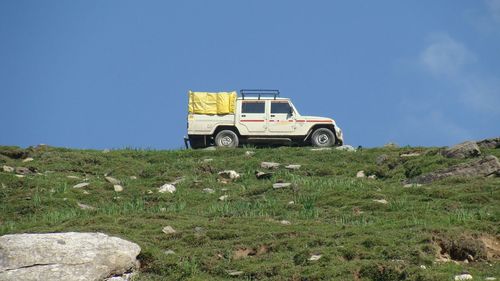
[
  {"x1": 0, "y1": 232, "x2": 140, "y2": 281},
  {"x1": 15, "y1": 167, "x2": 31, "y2": 175},
  {"x1": 400, "y1": 152, "x2": 421, "y2": 158},
  {"x1": 373, "y1": 199, "x2": 388, "y2": 204},
  {"x1": 356, "y1": 171, "x2": 366, "y2": 178},
  {"x1": 273, "y1": 182, "x2": 291, "y2": 189},
  {"x1": 73, "y1": 182, "x2": 90, "y2": 189},
  {"x1": 22, "y1": 157, "x2": 34, "y2": 163},
  {"x1": 309, "y1": 254, "x2": 322, "y2": 261},
  {"x1": 261, "y1": 162, "x2": 280, "y2": 169},
  {"x1": 2, "y1": 165, "x2": 14, "y2": 173},
  {"x1": 158, "y1": 184, "x2": 176, "y2": 194},
  {"x1": 15, "y1": 175, "x2": 25, "y2": 178},
  {"x1": 285, "y1": 164, "x2": 301, "y2": 170},
  {"x1": 335, "y1": 145, "x2": 356, "y2": 152},
  {"x1": 129, "y1": 176, "x2": 137, "y2": 180},
  {"x1": 164, "y1": 250, "x2": 175, "y2": 255},
  {"x1": 219, "y1": 195, "x2": 229, "y2": 201},
  {"x1": 202, "y1": 188, "x2": 215, "y2": 194},
  {"x1": 113, "y1": 185, "x2": 124, "y2": 192},
  {"x1": 245, "y1": 151, "x2": 255, "y2": 156},
  {"x1": 454, "y1": 274, "x2": 473, "y2": 280},
  {"x1": 67, "y1": 175, "x2": 80, "y2": 179},
  {"x1": 311, "y1": 147, "x2": 332, "y2": 151},
  {"x1": 280, "y1": 220, "x2": 291, "y2": 225},
  {"x1": 105, "y1": 176, "x2": 121, "y2": 185},
  {"x1": 218, "y1": 170, "x2": 240, "y2": 181},
  {"x1": 367, "y1": 175, "x2": 377, "y2": 179},
  {"x1": 226, "y1": 270, "x2": 244, "y2": 276},
  {"x1": 162, "y1": 226, "x2": 176, "y2": 235},
  {"x1": 77, "y1": 202, "x2": 95, "y2": 210},
  {"x1": 403, "y1": 183, "x2": 423, "y2": 188},
  {"x1": 443, "y1": 141, "x2": 481, "y2": 159},
  {"x1": 255, "y1": 171, "x2": 273, "y2": 179}
]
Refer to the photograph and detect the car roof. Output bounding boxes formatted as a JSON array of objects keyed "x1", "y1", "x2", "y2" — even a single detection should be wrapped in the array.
[{"x1": 237, "y1": 97, "x2": 289, "y2": 101}]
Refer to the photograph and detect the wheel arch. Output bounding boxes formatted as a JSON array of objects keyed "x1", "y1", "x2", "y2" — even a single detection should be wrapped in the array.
[
  {"x1": 213, "y1": 125, "x2": 241, "y2": 137},
  {"x1": 304, "y1": 124, "x2": 336, "y2": 142}
]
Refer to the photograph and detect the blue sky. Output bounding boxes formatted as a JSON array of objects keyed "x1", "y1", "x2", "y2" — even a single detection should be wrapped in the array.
[{"x1": 1, "y1": 1, "x2": 499, "y2": 149}]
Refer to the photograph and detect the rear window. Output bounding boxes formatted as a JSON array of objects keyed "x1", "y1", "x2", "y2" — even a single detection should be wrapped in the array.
[
  {"x1": 242, "y1": 102, "x2": 265, "y2": 113},
  {"x1": 271, "y1": 102, "x2": 291, "y2": 114}
]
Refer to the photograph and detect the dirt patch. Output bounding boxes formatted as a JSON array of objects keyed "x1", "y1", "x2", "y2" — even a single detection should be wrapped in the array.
[
  {"x1": 233, "y1": 245, "x2": 269, "y2": 260},
  {"x1": 434, "y1": 234, "x2": 500, "y2": 263}
]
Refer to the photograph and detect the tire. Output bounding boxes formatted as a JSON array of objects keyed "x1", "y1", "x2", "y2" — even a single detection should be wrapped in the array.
[
  {"x1": 311, "y1": 128, "x2": 335, "y2": 147},
  {"x1": 188, "y1": 135, "x2": 206, "y2": 149},
  {"x1": 215, "y1": 130, "x2": 239, "y2": 148}
]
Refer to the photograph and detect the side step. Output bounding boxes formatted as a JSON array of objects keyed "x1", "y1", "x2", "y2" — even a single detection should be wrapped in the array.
[{"x1": 247, "y1": 137, "x2": 292, "y2": 143}]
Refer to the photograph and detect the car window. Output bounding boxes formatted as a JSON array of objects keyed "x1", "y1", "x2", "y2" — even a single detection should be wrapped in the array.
[
  {"x1": 271, "y1": 102, "x2": 291, "y2": 114},
  {"x1": 242, "y1": 101, "x2": 265, "y2": 113}
]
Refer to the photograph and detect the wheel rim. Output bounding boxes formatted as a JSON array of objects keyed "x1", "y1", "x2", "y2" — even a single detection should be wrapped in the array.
[
  {"x1": 220, "y1": 135, "x2": 233, "y2": 146},
  {"x1": 317, "y1": 134, "x2": 329, "y2": 145}
]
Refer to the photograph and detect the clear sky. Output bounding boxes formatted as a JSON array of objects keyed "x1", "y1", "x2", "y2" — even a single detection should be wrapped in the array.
[{"x1": 1, "y1": 1, "x2": 499, "y2": 149}]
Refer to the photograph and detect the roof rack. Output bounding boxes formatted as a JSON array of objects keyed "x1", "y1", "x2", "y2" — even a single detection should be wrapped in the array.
[{"x1": 240, "y1": 89, "x2": 280, "y2": 100}]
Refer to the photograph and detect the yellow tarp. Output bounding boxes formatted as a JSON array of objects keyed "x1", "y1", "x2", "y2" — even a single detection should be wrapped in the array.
[{"x1": 188, "y1": 91, "x2": 237, "y2": 115}]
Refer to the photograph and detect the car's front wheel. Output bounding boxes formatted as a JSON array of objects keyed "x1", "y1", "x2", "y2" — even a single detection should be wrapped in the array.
[
  {"x1": 311, "y1": 128, "x2": 335, "y2": 147},
  {"x1": 215, "y1": 130, "x2": 239, "y2": 148}
]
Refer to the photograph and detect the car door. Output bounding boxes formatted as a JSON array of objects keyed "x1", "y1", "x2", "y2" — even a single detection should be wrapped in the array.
[
  {"x1": 238, "y1": 100, "x2": 267, "y2": 133},
  {"x1": 268, "y1": 100, "x2": 296, "y2": 133}
]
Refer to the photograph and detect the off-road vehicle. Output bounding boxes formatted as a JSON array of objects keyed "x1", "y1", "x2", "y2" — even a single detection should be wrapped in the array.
[{"x1": 185, "y1": 89, "x2": 343, "y2": 149}]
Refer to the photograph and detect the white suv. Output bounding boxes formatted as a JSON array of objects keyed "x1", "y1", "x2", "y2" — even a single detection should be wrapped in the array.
[{"x1": 186, "y1": 90, "x2": 343, "y2": 148}]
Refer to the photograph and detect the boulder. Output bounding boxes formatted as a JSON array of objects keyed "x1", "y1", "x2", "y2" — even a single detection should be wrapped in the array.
[
  {"x1": 255, "y1": 171, "x2": 273, "y2": 179},
  {"x1": 285, "y1": 164, "x2": 301, "y2": 170},
  {"x1": 162, "y1": 226, "x2": 176, "y2": 235},
  {"x1": 356, "y1": 171, "x2": 366, "y2": 178},
  {"x1": 335, "y1": 145, "x2": 356, "y2": 152},
  {"x1": 15, "y1": 167, "x2": 32, "y2": 175},
  {"x1": 0, "y1": 146, "x2": 26, "y2": 159},
  {"x1": 407, "y1": 155, "x2": 500, "y2": 184},
  {"x1": 73, "y1": 182, "x2": 90, "y2": 189},
  {"x1": 260, "y1": 162, "x2": 280, "y2": 169},
  {"x1": 105, "y1": 176, "x2": 121, "y2": 185},
  {"x1": 477, "y1": 137, "x2": 500, "y2": 149},
  {"x1": 0, "y1": 232, "x2": 140, "y2": 281},
  {"x1": 158, "y1": 184, "x2": 176, "y2": 194},
  {"x1": 113, "y1": 185, "x2": 124, "y2": 192},
  {"x1": 2, "y1": 165, "x2": 14, "y2": 173},
  {"x1": 22, "y1": 157, "x2": 34, "y2": 163},
  {"x1": 442, "y1": 141, "x2": 481, "y2": 159},
  {"x1": 218, "y1": 170, "x2": 240, "y2": 181}
]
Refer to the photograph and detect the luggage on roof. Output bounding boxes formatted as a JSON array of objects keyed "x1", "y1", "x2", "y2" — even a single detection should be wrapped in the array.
[{"x1": 188, "y1": 91, "x2": 237, "y2": 115}]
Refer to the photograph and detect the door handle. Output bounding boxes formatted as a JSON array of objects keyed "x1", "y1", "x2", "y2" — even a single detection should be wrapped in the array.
[{"x1": 270, "y1": 114, "x2": 276, "y2": 117}]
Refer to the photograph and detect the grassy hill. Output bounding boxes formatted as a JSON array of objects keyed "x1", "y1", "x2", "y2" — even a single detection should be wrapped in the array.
[{"x1": 0, "y1": 145, "x2": 499, "y2": 280}]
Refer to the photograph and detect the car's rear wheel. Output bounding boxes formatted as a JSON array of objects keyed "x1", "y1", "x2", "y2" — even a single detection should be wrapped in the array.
[
  {"x1": 311, "y1": 128, "x2": 335, "y2": 147},
  {"x1": 215, "y1": 130, "x2": 239, "y2": 148}
]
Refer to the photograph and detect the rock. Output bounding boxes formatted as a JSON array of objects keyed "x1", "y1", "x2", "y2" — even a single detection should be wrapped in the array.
[
  {"x1": 288, "y1": 201, "x2": 295, "y2": 205},
  {"x1": 407, "y1": 155, "x2": 500, "y2": 184},
  {"x1": 105, "y1": 176, "x2": 121, "y2": 185},
  {"x1": 273, "y1": 182, "x2": 292, "y2": 189},
  {"x1": 162, "y1": 226, "x2": 176, "y2": 235},
  {"x1": 22, "y1": 157, "x2": 34, "y2": 163},
  {"x1": 82, "y1": 191, "x2": 90, "y2": 195},
  {"x1": 203, "y1": 146, "x2": 216, "y2": 151},
  {"x1": 356, "y1": 171, "x2": 366, "y2": 178},
  {"x1": 477, "y1": 137, "x2": 500, "y2": 149},
  {"x1": 376, "y1": 154, "x2": 389, "y2": 165},
  {"x1": 218, "y1": 170, "x2": 240, "y2": 181},
  {"x1": 0, "y1": 146, "x2": 26, "y2": 159},
  {"x1": 73, "y1": 182, "x2": 90, "y2": 189},
  {"x1": 77, "y1": 202, "x2": 95, "y2": 210},
  {"x1": 194, "y1": 227, "x2": 204, "y2": 233},
  {"x1": 280, "y1": 220, "x2": 291, "y2": 225},
  {"x1": 219, "y1": 195, "x2": 229, "y2": 201},
  {"x1": 285, "y1": 164, "x2": 301, "y2": 170},
  {"x1": 443, "y1": 141, "x2": 481, "y2": 159},
  {"x1": 1, "y1": 183, "x2": 6, "y2": 189},
  {"x1": 384, "y1": 142, "x2": 399, "y2": 148},
  {"x1": 0, "y1": 232, "x2": 140, "y2": 281},
  {"x1": 367, "y1": 175, "x2": 377, "y2": 180},
  {"x1": 245, "y1": 151, "x2": 255, "y2": 156},
  {"x1": 400, "y1": 152, "x2": 421, "y2": 158},
  {"x1": 2, "y1": 165, "x2": 14, "y2": 173},
  {"x1": 261, "y1": 162, "x2": 280, "y2": 169},
  {"x1": 226, "y1": 270, "x2": 244, "y2": 276},
  {"x1": 202, "y1": 188, "x2": 215, "y2": 194},
  {"x1": 113, "y1": 185, "x2": 124, "y2": 192},
  {"x1": 335, "y1": 145, "x2": 356, "y2": 152},
  {"x1": 403, "y1": 183, "x2": 423, "y2": 188},
  {"x1": 146, "y1": 190, "x2": 153, "y2": 194},
  {"x1": 15, "y1": 167, "x2": 32, "y2": 175},
  {"x1": 15, "y1": 175, "x2": 25, "y2": 178},
  {"x1": 104, "y1": 273, "x2": 134, "y2": 281},
  {"x1": 485, "y1": 277, "x2": 497, "y2": 281},
  {"x1": 129, "y1": 176, "x2": 137, "y2": 180},
  {"x1": 311, "y1": 147, "x2": 332, "y2": 151},
  {"x1": 158, "y1": 184, "x2": 176, "y2": 194},
  {"x1": 164, "y1": 250, "x2": 175, "y2": 255},
  {"x1": 202, "y1": 158, "x2": 213, "y2": 163},
  {"x1": 255, "y1": 170, "x2": 273, "y2": 179},
  {"x1": 373, "y1": 199, "x2": 388, "y2": 204},
  {"x1": 67, "y1": 175, "x2": 80, "y2": 179},
  {"x1": 308, "y1": 254, "x2": 322, "y2": 261},
  {"x1": 454, "y1": 274, "x2": 473, "y2": 280}
]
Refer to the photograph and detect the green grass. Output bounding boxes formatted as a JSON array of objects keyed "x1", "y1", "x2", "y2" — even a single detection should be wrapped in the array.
[{"x1": 0, "y1": 145, "x2": 499, "y2": 280}]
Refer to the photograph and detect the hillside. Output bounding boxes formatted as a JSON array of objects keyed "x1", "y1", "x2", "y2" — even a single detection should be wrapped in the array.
[{"x1": 0, "y1": 144, "x2": 499, "y2": 280}]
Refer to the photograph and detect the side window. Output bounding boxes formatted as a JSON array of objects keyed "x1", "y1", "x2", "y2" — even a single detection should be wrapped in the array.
[
  {"x1": 271, "y1": 102, "x2": 291, "y2": 114},
  {"x1": 242, "y1": 101, "x2": 265, "y2": 113}
]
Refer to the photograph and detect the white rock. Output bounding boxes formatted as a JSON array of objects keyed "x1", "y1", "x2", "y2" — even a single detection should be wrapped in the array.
[
  {"x1": 22, "y1": 157, "x2": 34, "y2": 163},
  {"x1": 67, "y1": 175, "x2": 80, "y2": 179},
  {"x1": 1, "y1": 183, "x2": 6, "y2": 189},
  {"x1": 77, "y1": 202, "x2": 95, "y2": 210},
  {"x1": 2, "y1": 165, "x2": 14, "y2": 173},
  {"x1": 367, "y1": 175, "x2": 377, "y2": 179},
  {"x1": 261, "y1": 162, "x2": 280, "y2": 169},
  {"x1": 280, "y1": 220, "x2": 291, "y2": 225},
  {"x1": 218, "y1": 170, "x2": 240, "y2": 180},
  {"x1": 309, "y1": 254, "x2": 322, "y2": 261},
  {"x1": 485, "y1": 277, "x2": 496, "y2": 280},
  {"x1": 245, "y1": 151, "x2": 255, "y2": 156},
  {"x1": 273, "y1": 182, "x2": 291, "y2": 189},
  {"x1": 311, "y1": 147, "x2": 332, "y2": 151},
  {"x1": 113, "y1": 185, "x2": 124, "y2": 192},
  {"x1": 160, "y1": 207, "x2": 166, "y2": 212},
  {"x1": 162, "y1": 226, "x2": 176, "y2": 234},
  {"x1": 219, "y1": 195, "x2": 229, "y2": 201},
  {"x1": 202, "y1": 188, "x2": 215, "y2": 194},
  {"x1": 105, "y1": 176, "x2": 121, "y2": 185},
  {"x1": 288, "y1": 201, "x2": 295, "y2": 205},
  {"x1": 82, "y1": 191, "x2": 90, "y2": 195},
  {"x1": 0, "y1": 232, "x2": 141, "y2": 281},
  {"x1": 335, "y1": 145, "x2": 356, "y2": 152},
  {"x1": 285, "y1": 164, "x2": 301, "y2": 170},
  {"x1": 129, "y1": 176, "x2": 137, "y2": 180},
  {"x1": 164, "y1": 249, "x2": 175, "y2": 255},
  {"x1": 454, "y1": 274, "x2": 473, "y2": 280},
  {"x1": 73, "y1": 182, "x2": 90, "y2": 189},
  {"x1": 403, "y1": 183, "x2": 423, "y2": 188},
  {"x1": 158, "y1": 184, "x2": 176, "y2": 193},
  {"x1": 373, "y1": 199, "x2": 388, "y2": 204},
  {"x1": 420, "y1": 265, "x2": 426, "y2": 269},
  {"x1": 226, "y1": 270, "x2": 244, "y2": 276},
  {"x1": 356, "y1": 171, "x2": 366, "y2": 178},
  {"x1": 146, "y1": 190, "x2": 153, "y2": 194},
  {"x1": 203, "y1": 146, "x2": 216, "y2": 151},
  {"x1": 15, "y1": 175, "x2": 25, "y2": 178}
]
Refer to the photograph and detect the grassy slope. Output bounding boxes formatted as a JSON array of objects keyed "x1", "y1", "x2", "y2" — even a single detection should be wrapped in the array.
[{"x1": 0, "y1": 145, "x2": 499, "y2": 280}]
